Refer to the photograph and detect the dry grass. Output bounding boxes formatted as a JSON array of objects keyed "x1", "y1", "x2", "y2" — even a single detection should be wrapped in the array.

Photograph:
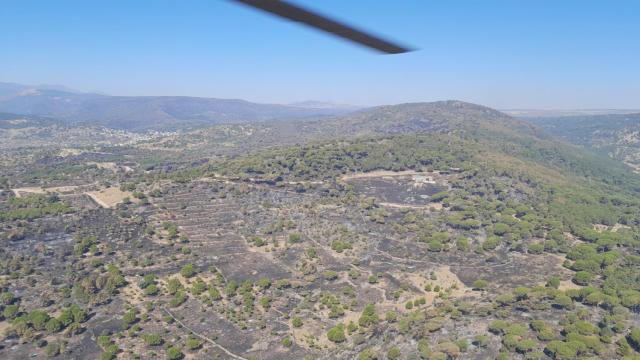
[
  {"x1": 393, "y1": 266, "x2": 474, "y2": 309},
  {"x1": 379, "y1": 202, "x2": 443, "y2": 210},
  {"x1": 0, "y1": 321, "x2": 11, "y2": 337},
  {"x1": 86, "y1": 161, "x2": 119, "y2": 171},
  {"x1": 12, "y1": 185, "x2": 83, "y2": 197},
  {"x1": 121, "y1": 277, "x2": 145, "y2": 305},
  {"x1": 340, "y1": 170, "x2": 425, "y2": 181},
  {"x1": 558, "y1": 280, "x2": 583, "y2": 291},
  {"x1": 85, "y1": 187, "x2": 133, "y2": 208}
]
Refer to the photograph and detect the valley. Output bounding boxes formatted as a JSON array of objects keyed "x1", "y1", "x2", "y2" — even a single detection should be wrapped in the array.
[{"x1": 525, "y1": 113, "x2": 640, "y2": 174}]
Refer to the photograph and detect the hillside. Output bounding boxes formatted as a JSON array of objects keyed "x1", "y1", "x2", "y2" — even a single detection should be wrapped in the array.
[
  {"x1": 527, "y1": 113, "x2": 640, "y2": 172},
  {"x1": 148, "y1": 101, "x2": 629, "y2": 187},
  {"x1": 294, "y1": 100, "x2": 539, "y2": 139},
  {"x1": 211, "y1": 102, "x2": 640, "y2": 201},
  {"x1": 1, "y1": 100, "x2": 640, "y2": 360},
  {"x1": 0, "y1": 82, "x2": 356, "y2": 131},
  {"x1": 143, "y1": 102, "x2": 640, "y2": 359},
  {"x1": 0, "y1": 112, "x2": 168, "y2": 150},
  {"x1": 0, "y1": 112, "x2": 59, "y2": 128},
  {"x1": 153, "y1": 100, "x2": 545, "y2": 156},
  {"x1": 0, "y1": 100, "x2": 542, "y2": 154}
]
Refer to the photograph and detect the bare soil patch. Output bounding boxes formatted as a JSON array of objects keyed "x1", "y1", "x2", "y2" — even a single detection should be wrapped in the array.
[
  {"x1": 340, "y1": 170, "x2": 427, "y2": 181},
  {"x1": 86, "y1": 161, "x2": 118, "y2": 171},
  {"x1": 343, "y1": 171, "x2": 448, "y2": 207},
  {"x1": 12, "y1": 185, "x2": 83, "y2": 197},
  {"x1": 85, "y1": 187, "x2": 133, "y2": 208}
]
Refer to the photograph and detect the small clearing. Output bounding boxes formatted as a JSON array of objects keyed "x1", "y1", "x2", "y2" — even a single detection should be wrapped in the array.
[
  {"x1": 379, "y1": 202, "x2": 443, "y2": 210},
  {"x1": 86, "y1": 161, "x2": 119, "y2": 171},
  {"x1": 85, "y1": 187, "x2": 133, "y2": 208},
  {"x1": 340, "y1": 170, "x2": 426, "y2": 181},
  {"x1": 12, "y1": 185, "x2": 82, "y2": 197}
]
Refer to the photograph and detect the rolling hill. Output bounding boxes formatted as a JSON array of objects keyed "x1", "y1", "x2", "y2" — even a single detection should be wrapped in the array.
[{"x1": 2, "y1": 97, "x2": 640, "y2": 360}]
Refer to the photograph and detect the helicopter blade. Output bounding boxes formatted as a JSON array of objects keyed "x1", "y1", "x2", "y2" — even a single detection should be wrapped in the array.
[{"x1": 231, "y1": 0, "x2": 413, "y2": 54}]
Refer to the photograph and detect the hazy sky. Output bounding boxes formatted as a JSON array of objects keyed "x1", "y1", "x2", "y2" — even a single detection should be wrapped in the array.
[{"x1": 2, "y1": 0, "x2": 639, "y2": 108}]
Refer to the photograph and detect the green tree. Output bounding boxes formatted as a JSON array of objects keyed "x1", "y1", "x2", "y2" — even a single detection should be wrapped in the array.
[
  {"x1": 225, "y1": 280, "x2": 238, "y2": 297},
  {"x1": 456, "y1": 237, "x2": 470, "y2": 251},
  {"x1": 180, "y1": 264, "x2": 197, "y2": 278},
  {"x1": 3, "y1": 304, "x2": 19, "y2": 319},
  {"x1": 292, "y1": 317, "x2": 303, "y2": 328},
  {"x1": 28, "y1": 310, "x2": 50, "y2": 330},
  {"x1": 327, "y1": 324, "x2": 346, "y2": 343},
  {"x1": 122, "y1": 308, "x2": 138, "y2": 328},
  {"x1": 142, "y1": 333, "x2": 163, "y2": 346},
  {"x1": 289, "y1": 233, "x2": 302, "y2": 243},
  {"x1": 387, "y1": 346, "x2": 401, "y2": 360},
  {"x1": 358, "y1": 303, "x2": 379, "y2": 327},
  {"x1": 166, "y1": 346, "x2": 183, "y2": 360},
  {"x1": 69, "y1": 304, "x2": 87, "y2": 323},
  {"x1": 358, "y1": 348, "x2": 378, "y2": 360},
  {"x1": 482, "y1": 236, "x2": 501, "y2": 251},
  {"x1": 281, "y1": 337, "x2": 292, "y2": 347},
  {"x1": 472, "y1": 279, "x2": 488, "y2": 290},
  {"x1": 45, "y1": 342, "x2": 61, "y2": 358},
  {"x1": 144, "y1": 284, "x2": 159, "y2": 296},
  {"x1": 186, "y1": 336, "x2": 203, "y2": 350},
  {"x1": 45, "y1": 318, "x2": 63, "y2": 333},
  {"x1": 554, "y1": 294, "x2": 574, "y2": 309},
  {"x1": 208, "y1": 287, "x2": 222, "y2": 301},
  {"x1": 167, "y1": 278, "x2": 183, "y2": 295},
  {"x1": 546, "y1": 276, "x2": 561, "y2": 289},
  {"x1": 627, "y1": 327, "x2": 640, "y2": 351},
  {"x1": 573, "y1": 271, "x2": 594, "y2": 286},
  {"x1": 385, "y1": 310, "x2": 398, "y2": 323}
]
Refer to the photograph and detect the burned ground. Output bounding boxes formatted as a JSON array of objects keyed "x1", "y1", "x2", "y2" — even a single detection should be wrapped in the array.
[{"x1": 1, "y1": 121, "x2": 640, "y2": 360}]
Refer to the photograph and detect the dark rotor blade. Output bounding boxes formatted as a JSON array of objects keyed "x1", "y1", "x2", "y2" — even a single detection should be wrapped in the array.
[{"x1": 231, "y1": 0, "x2": 412, "y2": 54}]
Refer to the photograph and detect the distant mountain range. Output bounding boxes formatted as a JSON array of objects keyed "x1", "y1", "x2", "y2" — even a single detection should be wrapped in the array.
[
  {"x1": 0, "y1": 82, "x2": 358, "y2": 131},
  {"x1": 288, "y1": 100, "x2": 360, "y2": 110}
]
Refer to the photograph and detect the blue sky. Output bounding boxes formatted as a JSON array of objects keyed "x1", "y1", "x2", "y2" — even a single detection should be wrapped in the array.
[{"x1": 1, "y1": 0, "x2": 639, "y2": 108}]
